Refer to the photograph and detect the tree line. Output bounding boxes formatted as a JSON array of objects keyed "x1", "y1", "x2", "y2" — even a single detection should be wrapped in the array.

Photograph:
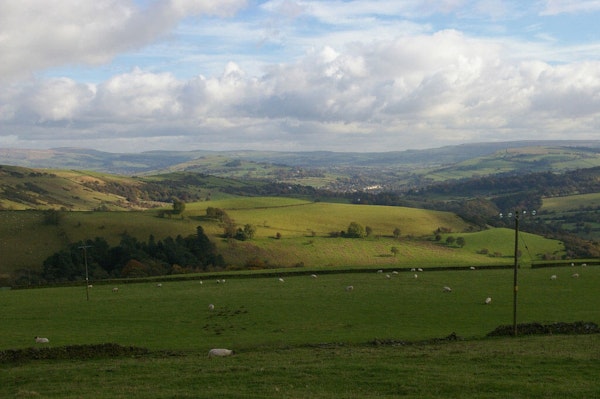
[{"x1": 41, "y1": 226, "x2": 224, "y2": 283}]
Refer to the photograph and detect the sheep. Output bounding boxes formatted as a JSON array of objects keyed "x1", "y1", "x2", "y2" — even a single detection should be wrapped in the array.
[
  {"x1": 87, "y1": 284, "x2": 93, "y2": 288},
  {"x1": 413, "y1": 274, "x2": 418, "y2": 279},
  {"x1": 385, "y1": 274, "x2": 391, "y2": 279},
  {"x1": 156, "y1": 283, "x2": 162, "y2": 287},
  {"x1": 208, "y1": 304, "x2": 215, "y2": 311},
  {"x1": 310, "y1": 274, "x2": 318, "y2": 279},
  {"x1": 392, "y1": 271, "x2": 399, "y2": 275},
  {"x1": 278, "y1": 277, "x2": 285, "y2": 283},
  {"x1": 208, "y1": 348, "x2": 234, "y2": 358},
  {"x1": 35, "y1": 336, "x2": 49, "y2": 343},
  {"x1": 345, "y1": 285, "x2": 354, "y2": 292},
  {"x1": 377, "y1": 269, "x2": 383, "y2": 273},
  {"x1": 443, "y1": 286, "x2": 452, "y2": 292},
  {"x1": 470, "y1": 266, "x2": 476, "y2": 270},
  {"x1": 410, "y1": 268, "x2": 416, "y2": 272},
  {"x1": 112, "y1": 287, "x2": 119, "y2": 292},
  {"x1": 417, "y1": 268, "x2": 424, "y2": 272},
  {"x1": 550, "y1": 275, "x2": 557, "y2": 280},
  {"x1": 485, "y1": 297, "x2": 492, "y2": 305},
  {"x1": 572, "y1": 273, "x2": 580, "y2": 278}
]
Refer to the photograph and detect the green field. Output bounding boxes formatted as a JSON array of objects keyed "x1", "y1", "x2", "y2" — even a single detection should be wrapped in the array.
[
  {"x1": 0, "y1": 197, "x2": 566, "y2": 280},
  {"x1": 1, "y1": 266, "x2": 599, "y2": 398}
]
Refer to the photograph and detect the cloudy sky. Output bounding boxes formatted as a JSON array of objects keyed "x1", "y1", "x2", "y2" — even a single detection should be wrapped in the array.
[{"x1": 1, "y1": 0, "x2": 600, "y2": 153}]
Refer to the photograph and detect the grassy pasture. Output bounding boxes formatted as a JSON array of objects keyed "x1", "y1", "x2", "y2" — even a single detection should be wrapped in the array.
[
  {"x1": 542, "y1": 192, "x2": 600, "y2": 212},
  {"x1": 0, "y1": 197, "x2": 566, "y2": 278},
  {"x1": 1, "y1": 267, "x2": 599, "y2": 398},
  {"x1": 2, "y1": 266, "x2": 598, "y2": 351}
]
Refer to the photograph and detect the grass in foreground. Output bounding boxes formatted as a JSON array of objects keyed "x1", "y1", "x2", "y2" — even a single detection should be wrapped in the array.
[{"x1": 2, "y1": 335, "x2": 599, "y2": 398}]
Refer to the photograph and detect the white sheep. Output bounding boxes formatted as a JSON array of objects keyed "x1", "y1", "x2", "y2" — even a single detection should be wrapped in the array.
[
  {"x1": 112, "y1": 287, "x2": 119, "y2": 292},
  {"x1": 310, "y1": 274, "x2": 318, "y2": 278},
  {"x1": 470, "y1": 266, "x2": 476, "y2": 270},
  {"x1": 485, "y1": 297, "x2": 492, "y2": 305},
  {"x1": 208, "y1": 304, "x2": 215, "y2": 311},
  {"x1": 413, "y1": 274, "x2": 418, "y2": 279},
  {"x1": 417, "y1": 268, "x2": 424, "y2": 272},
  {"x1": 443, "y1": 286, "x2": 452, "y2": 292},
  {"x1": 345, "y1": 285, "x2": 354, "y2": 292},
  {"x1": 410, "y1": 268, "x2": 416, "y2": 272},
  {"x1": 87, "y1": 284, "x2": 93, "y2": 288},
  {"x1": 572, "y1": 273, "x2": 580, "y2": 278},
  {"x1": 392, "y1": 271, "x2": 399, "y2": 275},
  {"x1": 35, "y1": 336, "x2": 49, "y2": 343},
  {"x1": 386, "y1": 274, "x2": 391, "y2": 279},
  {"x1": 278, "y1": 277, "x2": 285, "y2": 283},
  {"x1": 208, "y1": 348, "x2": 234, "y2": 358},
  {"x1": 550, "y1": 275, "x2": 557, "y2": 280},
  {"x1": 156, "y1": 283, "x2": 162, "y2": 287},
  {"x1": 377, "y1": 269, "x2": 383, "y2": 273}
]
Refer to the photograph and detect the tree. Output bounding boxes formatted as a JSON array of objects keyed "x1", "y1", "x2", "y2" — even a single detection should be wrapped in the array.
[
  {"x1": 393, "y1": 227, "x2": 401, "y2": 239},
  {"x1": 445, "y1": 236, "x2": 456, "y2": 246},
  {"x1": 456, "y1": 237, "x2": 466, "y2": 247},
  {"x1": 391, "y1": 246, "x2": 399, "y2": 256},
  {"x1": 365, "y1": 226, "x2": 373, "y2": 237},
  {"x1": 346, "y1": 222, "x2": 365, "y2": 238},
  {"x1": 172, "y1": 198, "x2": 186, "y2": 215},
  {"x1": 243, "y1": 224, "x2": 257, "y2": 239}
]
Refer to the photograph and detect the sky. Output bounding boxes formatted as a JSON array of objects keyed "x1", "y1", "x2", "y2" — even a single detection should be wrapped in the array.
[{"x1": 1, "y1": 0, "x2": 600, "y2": 153}]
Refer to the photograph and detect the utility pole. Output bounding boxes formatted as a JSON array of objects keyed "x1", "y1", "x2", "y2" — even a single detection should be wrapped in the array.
[
  {"x1": 512, "y1": 213, "x2": 519, "y2": 337},
  {"x1": 79, "y1": 244, "x2": 92, "y2": 301}
]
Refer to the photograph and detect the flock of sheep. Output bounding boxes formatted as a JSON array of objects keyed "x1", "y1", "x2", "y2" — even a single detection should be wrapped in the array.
[{"x1": 34, "y1": 264, "x2": 590, "y2": 357}]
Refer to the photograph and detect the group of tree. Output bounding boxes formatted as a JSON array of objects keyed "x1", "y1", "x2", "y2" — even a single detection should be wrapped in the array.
[
  {"x1": 41, "y1": 226, "x2": 224, "y2": 282},
  {"x1": 205, "y1": 206, "x2": 257, "y2": 241}
]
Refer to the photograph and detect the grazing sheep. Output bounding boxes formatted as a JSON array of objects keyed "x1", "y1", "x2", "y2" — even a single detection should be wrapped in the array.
[
  {"x1": 310, "y1": 274, "x2": 318, "y2": 278},
  {"x1": 414, "y1": 274, "x2": 418, "y2": 279},
  {"x1": 156, "y1": 283, "x2": 162, "y2": 287},
  {"x1": 386, "y1": 274, "x2": 391, "y2": 279},
  {"x1": 572, "y1": 273, "x2": 580, "y2": 278},
  {"x1": 199, "y1": 280, "x2": 203, "y2": 285},
  {"x1": 208, "y1": 348, "x2": 234, "y2": 358},
  {"x1": 571, "y1": 263, "x2": 575, "y2": 267},
  {"x1": 470, "y1": 266, "x2": 476, "y2": 270},
  {"x1": 345, "y1": 285, "x2": 354, "y2": 292},
  {"x1": 112, "y1": 287, "x2": 119, "y2": 292},
  {"x1": 410, "y1": 268, "x2": 416, "y2": 272},
  {"x1": 377, "y1": 269, "x2": 383, "y2": 273},
  {"x1": 582, "y1": 263, "x2": 587, "y2": 267},
  {"x1": 485, "y1": 297, "x2": 492, "y2": 305},
  {"x1": 87, "y1": 284, "x2": 93, "y2": 288},
  {"x1": 208, "y1": 304, "x2": 215, "y2": 311},
  {"x1": 392, "y1": 271, "x2": 399, "y2": 275},
  {"x1": 35, "y1": 336, "x2": 49, "y2": 343},
  {"x1": 278, "y1": 277, "x2": 285, "y2": 283},
  {"x1": 417, "y1": 268, "x2": 424, "y2": 272},
  {"x1": 443, "y1": 286, "x2": 452, "y2": 292},
  {"x1": 550, "y1": 275, "x2": 557, "y2": 280}
]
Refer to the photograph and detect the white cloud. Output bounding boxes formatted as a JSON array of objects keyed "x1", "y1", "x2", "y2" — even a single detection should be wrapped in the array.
[
  {"x1": 3, "y1": 27, "x2": 600, "y2": 152},
  {"x1": 1, "y1": 0, "x2": 600, "y2": 152},
  {"x1": 0, "y1": 0, "x2": 247, "y2": 81},
  {"x1": 540, "y1": 0, "x2": 600, "y2": 15}
]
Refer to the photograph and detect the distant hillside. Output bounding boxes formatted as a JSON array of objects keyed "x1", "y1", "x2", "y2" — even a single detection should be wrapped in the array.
[{"x1": 0, "y1": 140, "x2": 597, "y2": 173}]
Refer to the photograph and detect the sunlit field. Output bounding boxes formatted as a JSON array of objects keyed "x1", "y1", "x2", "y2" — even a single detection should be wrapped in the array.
[{"x1": 1, "y1": 266, "x2": 599, "y2": 398}]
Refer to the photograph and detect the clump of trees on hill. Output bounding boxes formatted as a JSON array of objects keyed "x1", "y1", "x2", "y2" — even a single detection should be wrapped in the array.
[{"x1": 41, "y1": 226, "x2": 224, "y2": 282}]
